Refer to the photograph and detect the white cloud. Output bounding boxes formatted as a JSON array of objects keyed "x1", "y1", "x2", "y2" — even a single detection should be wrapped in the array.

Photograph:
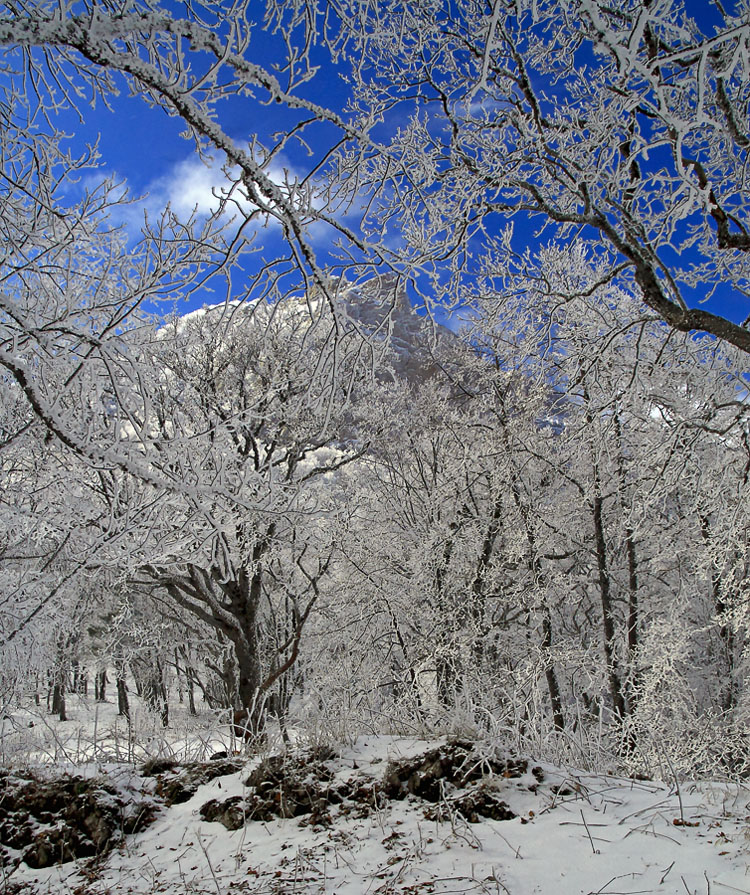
[
  {"x1": 141, "y1": 151, "x2": 315, "y2": 226},
  {"x1": 90, "y1": 149, "x2": 336, "y2": 253},
  {"x1": 164, "y1": 156, "x2": 237, "y2": 218}
]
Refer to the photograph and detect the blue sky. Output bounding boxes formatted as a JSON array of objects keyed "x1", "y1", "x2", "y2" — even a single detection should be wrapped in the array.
[
  {"x1": 38, "y1": 23, "x2": 359, "y2": 314},
  {"x1": 19, "y1": 1, "x2": 750, "y2": 344}
]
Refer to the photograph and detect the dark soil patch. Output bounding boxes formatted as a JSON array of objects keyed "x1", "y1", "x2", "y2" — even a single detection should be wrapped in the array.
[
  {"x1": 201, "y1": 746, "x2": 339, "y2": 828},
  {"x1": 0, "y1": 756, "x2": 246, "y2": 872},
  {"x1": 200, "y1": 795, "x2": 247, "y2": 830},
  {"x1": 245, "y1": 746, "x2": 337, "y2": 822},
  {"x1": 0, "y1": 768, "x2": 156, "y2": 871},
  {"x1": 200, "y1": 740, "x2": 542, "y2": 830},
  {"x1": 382, "y1": 740, "x2": 529, "y2": 801},
  {"x1": 424, "y1": 783, "x2": 516, "y2": 823},
  {"x1": 143, "y1": 757, "x2": 244, "y2": 806}
]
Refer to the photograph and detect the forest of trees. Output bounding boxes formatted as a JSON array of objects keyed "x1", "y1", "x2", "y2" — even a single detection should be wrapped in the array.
[{"x1": 0, "y1": 0, "x2": 749, "y2": 778}]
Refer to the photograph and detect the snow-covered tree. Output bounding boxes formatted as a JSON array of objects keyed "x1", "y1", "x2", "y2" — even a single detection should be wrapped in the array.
[
  {"x1": 98, "y1": 293, "x2": 372, "y2": 733},
  {"x1": 0, "y1": 0, "x2": 379, "y2": 728},
  {"x1": 0, "y1": 0, "x2": 386, "y2": 475},
  {"x1": 467, "y1": 246, "x2": 750, "y2": 768},
  {"x1": 332, "y1": 0, "x2": 750, "y2": 353}
]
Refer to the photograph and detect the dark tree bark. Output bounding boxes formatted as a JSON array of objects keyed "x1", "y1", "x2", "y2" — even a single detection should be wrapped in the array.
[
  {"x1": 51, "y1": 680, "x2": 66, "y2": 721},
  {"x1": 502, "y1": 438, "x2": 566, "y2": 733},
  {"x1": 700, "y1": 514, "x2": 737, "y2": 712},
  {"x1": 50, "y1": 636, "x2": 69, "y2": 721},
  {"x1": 157, "y1": 562, "x2": 265, "y2": 733},
  {"x1": 434, "y1": 537, "x2": 460, "y2": 707},
  {"x1": 581, "y1": 385, "x2": 627, "y2": 723},
  {"x1": 612, "y1": 409, "x2": 641, "y2": 719},
  {"x1": 95, "y1": 670, "x2": 107, "y2": 702},
  {"x1": 174, "y1": 648, "x2": 184, "y2": 704},
  {"x1": 135, "y1": 654, "x2": 169, "y2": 727},
  {"x1": 116, "y1": 675, "x2": 130, "y2": 721},
  {"x1": 186, "y1": 665, "x2": 196, "y2": 716},
  {"x1": 176, "y1": 649, "x2": 198, "y2": 716},
  {"x1": 143, "y1": 518, "x2": 329, "y2": 739},
  {"x1": 587, "y1": 452, "x2": 626, "y2": 721},
  {"x1": 540, "y1": 608, "x2": 565, "y2": 733}
]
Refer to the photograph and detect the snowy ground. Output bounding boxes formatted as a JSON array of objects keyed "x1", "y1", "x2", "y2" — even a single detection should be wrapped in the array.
[{"x1": 4, "y1": 726, "x2": 750, "y2": 895}]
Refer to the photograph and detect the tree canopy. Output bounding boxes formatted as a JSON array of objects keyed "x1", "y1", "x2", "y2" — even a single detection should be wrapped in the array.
[{"x1": 0, "y1": 0, "x2": 748, "y2": 771}]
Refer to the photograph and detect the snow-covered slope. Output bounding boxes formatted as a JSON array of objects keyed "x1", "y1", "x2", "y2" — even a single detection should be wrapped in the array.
[
  {"x1": 341, "y1": 273, "x2": 460, "y2": 385},
  {"x1": 6, "y1": 735, "x2": 749, "y2": 895},
  {"x1": 164, "y1": 273, "x2": 458, "y2": 388}
]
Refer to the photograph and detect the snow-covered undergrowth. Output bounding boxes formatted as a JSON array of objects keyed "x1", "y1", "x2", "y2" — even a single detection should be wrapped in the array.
[
  {"x1": 2, "y1": 699, "x2": 750, "y2": 895},
  {"x1": 0, "y1": 693, "x2": 239, "y2": 768}
]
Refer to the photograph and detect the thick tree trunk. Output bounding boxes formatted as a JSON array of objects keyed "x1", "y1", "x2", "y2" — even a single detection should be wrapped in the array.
[
  {"x1": 71, "y1": 659, "x2": 81, "y2": 694},
  {"x1": 139, "y1": 655, "x2": 169, "y2": 727},
  {"x1": 154, "y1": 523, "x2": 292, "y2": 738},
  {"x1": 233, "y1": 634, "x2": 263, "y2": 727},
  {"x1": 50, "y1": 635, "x2": 70, "y2": 721},
  {"x1": 222, "y1": 565, "x2": 265, "y2": 738}
]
